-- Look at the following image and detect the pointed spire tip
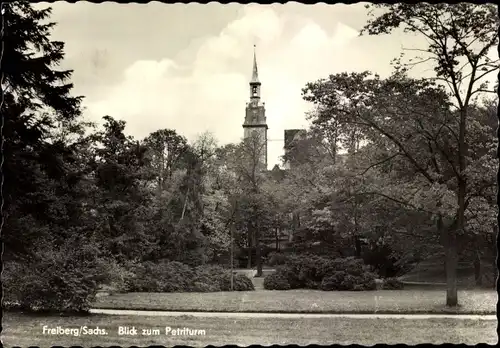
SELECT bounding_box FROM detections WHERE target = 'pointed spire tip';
[251,44,259,83]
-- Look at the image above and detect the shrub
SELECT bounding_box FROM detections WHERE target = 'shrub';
[382,277,404,290]
[305,279,322,289]
[124,261,150,291]
[283,254,327,284]
[277,254,327,288]
[3,261,24,309]
[340,257,367,276]
[124,262,255,293]
[192,281,221,292]
[220,273,255,291]
[156,261,196,292]
[353,272,377,291]
[124,261,160,292]
[275,265,302,289]
[267,252,288,266]
[320,271,346,291]
[3,239,102,313]
[321,271,377,291]
[280,254,373,287]
[96,257,135,293]
[193,265,227,291]
[263,272,291,290]
[235,274,255,291]
[124,260,195,292]
[340,274,358,290]
[268,254,379,292]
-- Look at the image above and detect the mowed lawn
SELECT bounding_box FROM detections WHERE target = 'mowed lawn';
[2,312,497,347]
[400,260,496,287]
[93,289,497,314]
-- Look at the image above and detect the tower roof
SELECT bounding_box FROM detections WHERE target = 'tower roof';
[284,129,307,149]
[250,45,260,84]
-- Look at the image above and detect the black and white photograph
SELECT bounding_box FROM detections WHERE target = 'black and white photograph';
[1,1,498,346]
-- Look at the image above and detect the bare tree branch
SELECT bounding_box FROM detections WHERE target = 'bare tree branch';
[356,191,436,215]
[356,152,401,176]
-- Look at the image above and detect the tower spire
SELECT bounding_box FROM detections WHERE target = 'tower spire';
[244,44,268,170]
[251,44,259,83]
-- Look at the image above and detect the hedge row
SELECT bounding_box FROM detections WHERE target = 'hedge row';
[3,257,254,314]
[122,261,254,293]
[264,254,379,291]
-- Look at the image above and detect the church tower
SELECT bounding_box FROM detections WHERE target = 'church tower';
[243,45,268,169]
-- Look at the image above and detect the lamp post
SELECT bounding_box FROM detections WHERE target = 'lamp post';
[229,196,239,291]
[230,219,234,291]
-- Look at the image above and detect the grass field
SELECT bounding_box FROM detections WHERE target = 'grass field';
[2,312,497,346]
[93,289,497,314]
[400,260,496,288]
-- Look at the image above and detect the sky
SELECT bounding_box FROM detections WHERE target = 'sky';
[37,2,485,169]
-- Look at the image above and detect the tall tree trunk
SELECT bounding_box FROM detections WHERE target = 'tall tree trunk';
[447,108,467,306]
[230,220,235,291]
[442,215,458,307]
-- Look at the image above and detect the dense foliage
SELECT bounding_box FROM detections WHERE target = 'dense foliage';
[123,262,254,293]
[263,272,292,290]
[264,255,378,291]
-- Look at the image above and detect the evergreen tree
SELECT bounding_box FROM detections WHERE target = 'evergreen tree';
[2,2,102,312]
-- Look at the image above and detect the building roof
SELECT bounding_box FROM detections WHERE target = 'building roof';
[250,45,260,84]
[284,129,307,149]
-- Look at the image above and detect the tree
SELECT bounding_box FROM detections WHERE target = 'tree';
[2,2,83,120]
[191,133,234,263]
[2,1,87,259]
[143,129,189,194]
[361,2,498,306]
[89,116,154,262]
[304,69,497,303]
[2,2,107,312]
[222,132,270,275]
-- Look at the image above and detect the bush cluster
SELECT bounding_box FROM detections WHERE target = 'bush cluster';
[3,239,103,313]
[263,254,378,291]
[124,261,254,292]
[263,272,291,290]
